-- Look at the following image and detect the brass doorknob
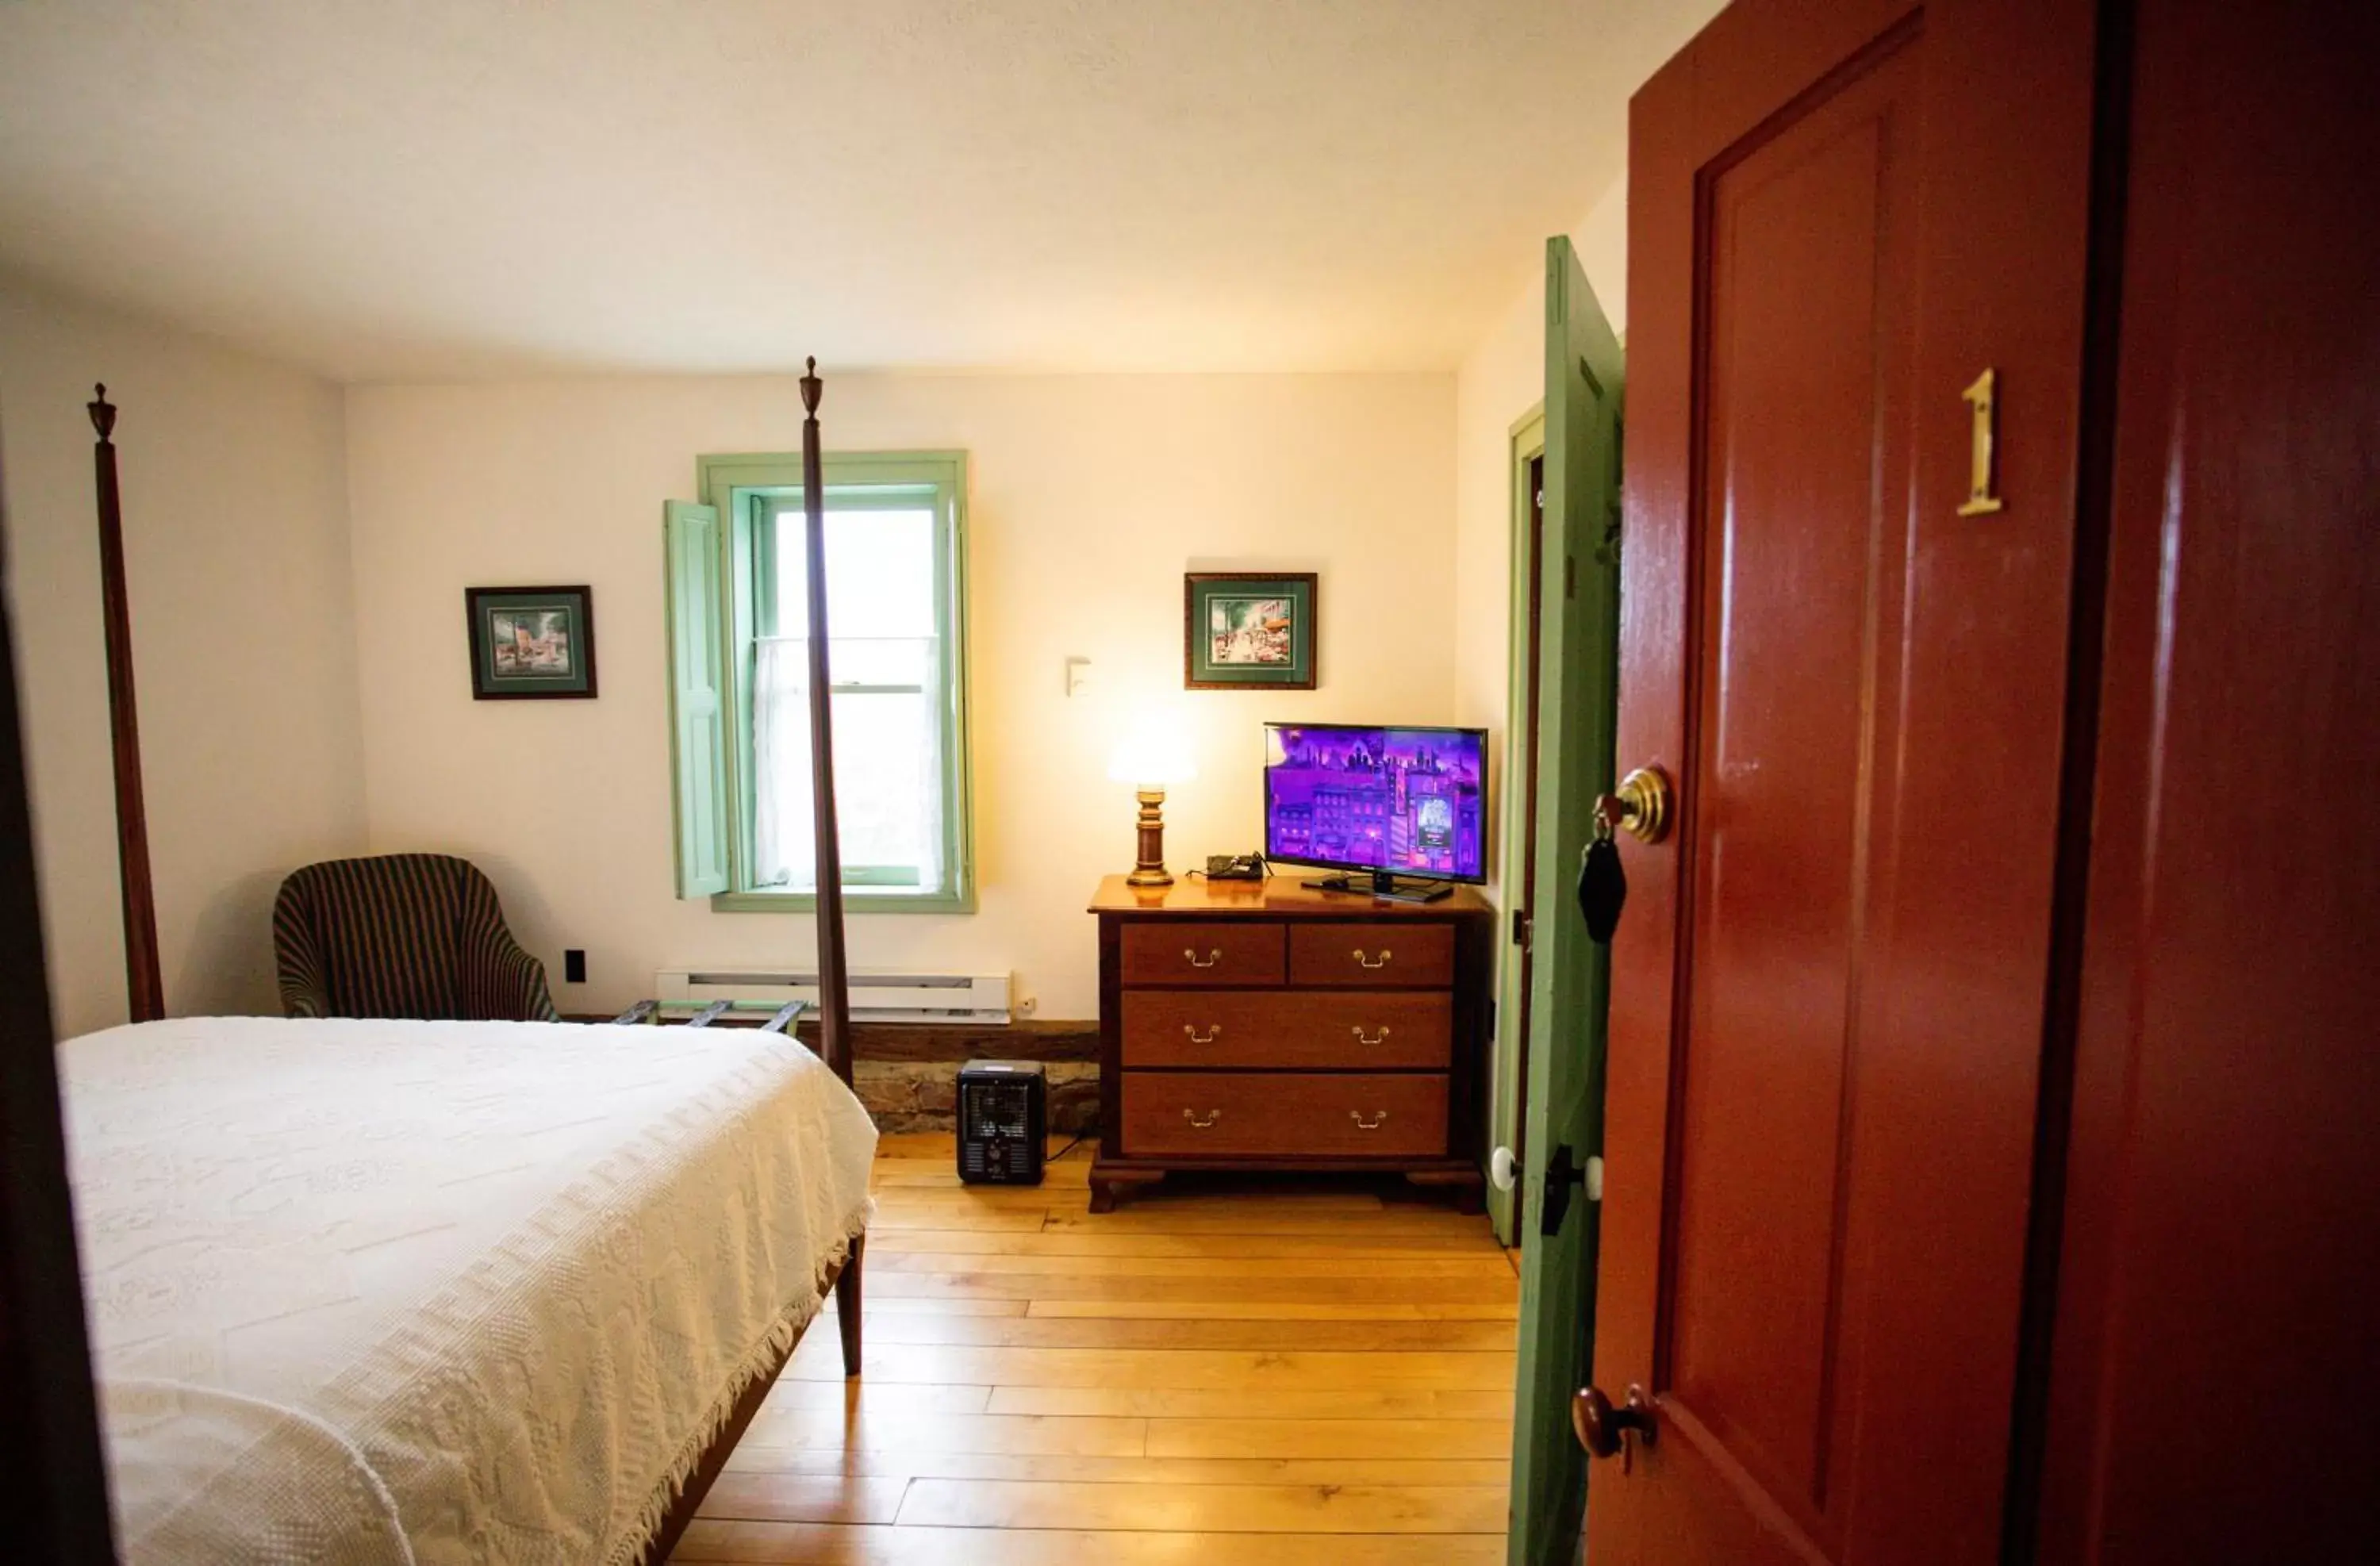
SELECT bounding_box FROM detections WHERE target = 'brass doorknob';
[1594,766,1672,844]
[1572,1384,1658,1459]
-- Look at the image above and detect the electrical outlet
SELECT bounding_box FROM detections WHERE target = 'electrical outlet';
[563,949,586,985]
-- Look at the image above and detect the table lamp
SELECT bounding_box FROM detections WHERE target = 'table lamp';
[1107,726,1196,887]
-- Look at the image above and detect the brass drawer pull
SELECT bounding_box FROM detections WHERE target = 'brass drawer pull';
[1184,1108,1223,1129]
[1352,1026,1392,1046]
[1184,1024,1222,1044]
[1350,1110,1390,1130]
[1352,949,1393,969]
[1184,949,1223,969]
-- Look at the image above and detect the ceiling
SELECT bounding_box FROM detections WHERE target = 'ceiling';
[0,1,1720,382]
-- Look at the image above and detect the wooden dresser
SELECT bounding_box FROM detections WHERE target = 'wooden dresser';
[1087,875,1492,1212]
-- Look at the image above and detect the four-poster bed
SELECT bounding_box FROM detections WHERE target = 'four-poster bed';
[60,365,869,1564]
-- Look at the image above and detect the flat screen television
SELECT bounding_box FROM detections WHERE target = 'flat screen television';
[1263,724,1489,900]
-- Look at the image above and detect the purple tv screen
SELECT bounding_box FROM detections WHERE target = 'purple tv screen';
[1264,724,1488,882]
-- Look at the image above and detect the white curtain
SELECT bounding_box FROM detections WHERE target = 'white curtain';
[752,638,816,892]
[754,635,946,894]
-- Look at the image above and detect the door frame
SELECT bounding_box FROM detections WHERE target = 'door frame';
[1487,403,1545,1245]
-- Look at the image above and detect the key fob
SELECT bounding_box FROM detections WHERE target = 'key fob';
[1577,834,1627,944]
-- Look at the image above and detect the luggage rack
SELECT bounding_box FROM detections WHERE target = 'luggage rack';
[609,997,807,1033]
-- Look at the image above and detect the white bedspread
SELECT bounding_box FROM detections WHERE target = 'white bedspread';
[59,1016,877,1565]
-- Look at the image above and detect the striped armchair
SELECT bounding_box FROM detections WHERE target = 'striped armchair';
[272,854,559,1023]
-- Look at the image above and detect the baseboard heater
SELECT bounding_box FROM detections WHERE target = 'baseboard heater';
[654,968,1012,1025]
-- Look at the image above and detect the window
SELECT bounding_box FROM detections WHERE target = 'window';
[666,451,973,912]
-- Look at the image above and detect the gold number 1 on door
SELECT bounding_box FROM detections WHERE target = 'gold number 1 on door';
[1959,367,2005,516]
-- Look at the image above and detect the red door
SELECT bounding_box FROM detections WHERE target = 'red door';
[2032,2,2380,1558]
[1587,0,2101,1560]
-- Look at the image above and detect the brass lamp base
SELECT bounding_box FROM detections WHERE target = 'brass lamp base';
[1125,787,1173,887]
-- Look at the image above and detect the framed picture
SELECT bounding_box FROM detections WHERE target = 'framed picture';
[465,585,597,700]
[1184,573,1318,690]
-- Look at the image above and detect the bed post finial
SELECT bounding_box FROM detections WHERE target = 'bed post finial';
[88,384,116,443]
[800,356,821,416]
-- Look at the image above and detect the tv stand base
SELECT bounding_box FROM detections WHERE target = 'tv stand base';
[1299,871,1455,904]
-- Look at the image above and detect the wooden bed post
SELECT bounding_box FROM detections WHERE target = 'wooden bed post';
[86,387,163,1023]
[798,359,864,1378]
[797,359,850,1088]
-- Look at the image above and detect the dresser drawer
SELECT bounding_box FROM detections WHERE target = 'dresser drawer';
[1288,923,1455,987]
[1123,1071,1448,1159]
[1121,991,1453,1070]
[1121,922,1284,987]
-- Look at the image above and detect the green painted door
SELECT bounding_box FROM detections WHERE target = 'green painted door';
[1507,236,1624,1566]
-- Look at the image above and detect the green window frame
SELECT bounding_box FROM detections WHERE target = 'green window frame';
[666,451,975,914]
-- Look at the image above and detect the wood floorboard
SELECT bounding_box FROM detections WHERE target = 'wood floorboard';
[698,1475,913,1526]
[735,1410,1150,1457]
[1146,1415,1517,1460]
[981,1385,1514,1418]
[856,1297,1031,1318]
[892,1477,1508,1533]
[854,1272,1520,1304]
[670,1522,1506,1564]
[870,1226,1499,1257]
[1023,1297,1518,1322]
[671,1133,1515,1564]
[783,1344,1518,1389]
[845,1314,1518,1352]
[865,1210,1050,1234]
[717,1452,1511,1487]
[1037,1208,1487,1236]
[759,1382,994,1416]
[870,1188,1388,1215]
[868,1250,1513,1280]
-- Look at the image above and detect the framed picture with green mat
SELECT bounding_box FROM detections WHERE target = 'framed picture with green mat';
[1183,573,1317,690]
[465,585,596,699]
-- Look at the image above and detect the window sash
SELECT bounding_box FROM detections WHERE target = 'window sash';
[755,501,950,888]
[692,451,970,910]
[750,647,939,886]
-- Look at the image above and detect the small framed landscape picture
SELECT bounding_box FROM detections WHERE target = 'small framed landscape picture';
[466,585,597,700]
[1184,573,1318,690]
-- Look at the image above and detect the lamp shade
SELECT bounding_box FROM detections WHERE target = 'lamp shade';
[1106,724,1197,788]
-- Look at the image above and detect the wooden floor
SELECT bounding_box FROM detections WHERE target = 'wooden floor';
[669,1133,1519,1564]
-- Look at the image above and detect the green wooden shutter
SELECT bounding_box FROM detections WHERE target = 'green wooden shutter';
[665,500,731,896]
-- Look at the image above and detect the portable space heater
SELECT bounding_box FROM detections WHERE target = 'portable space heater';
[956,1060,1046,1185]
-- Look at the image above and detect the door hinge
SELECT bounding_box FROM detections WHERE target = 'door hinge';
[1511,908,1533,950]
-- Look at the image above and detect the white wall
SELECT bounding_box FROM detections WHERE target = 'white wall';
[1452,175,1630,896]
[344,372,1456,1020]
[0,276,367,1036]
